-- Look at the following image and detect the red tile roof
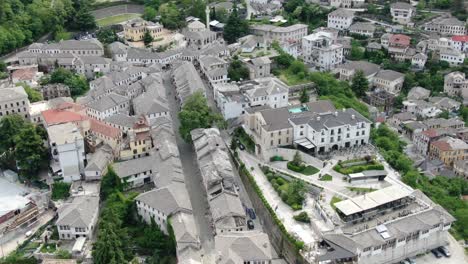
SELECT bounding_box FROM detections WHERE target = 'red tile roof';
[389,34,411,46]
[90,118,121,139]
[42,109,87,126]
[12,68,37,81]
[431,140,451,151]
[422,129,438,138]
[452,35,468,42]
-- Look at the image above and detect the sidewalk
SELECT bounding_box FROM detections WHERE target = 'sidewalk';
[238,151,318,246]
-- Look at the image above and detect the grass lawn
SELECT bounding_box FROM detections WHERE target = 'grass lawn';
[279,72,310,86]
[319,174,333,181]
[347,187,377,193]
[330,196,342,210]
[302,165,320,175]
[97,13,141,26]
[40,243,57,253]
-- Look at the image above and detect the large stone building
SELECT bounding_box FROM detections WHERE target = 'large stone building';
[424,16,467,36]
[214,77,289,119]
[444,71,468,98]
[56,196,99,240]
[123,18,164,42]
[243,100,371,156]
[390,2,415,25]
[302,30,344,71]
[250,24,308,44]
[327,8,354,30]
[429,136,468,167]
[319,186,455,264]
[0,86,30,119]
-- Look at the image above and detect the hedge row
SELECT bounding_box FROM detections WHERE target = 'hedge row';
[287,161,305,172]
[333,162,384,175]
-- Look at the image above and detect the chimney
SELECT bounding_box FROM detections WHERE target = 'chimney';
[351,114,355,120]
[342,108,346,112]
[317,116,321,121]
[334,111,338,116]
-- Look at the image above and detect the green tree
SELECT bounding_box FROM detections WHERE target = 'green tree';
[299,88,309,103]
[349,40,364,60]
[190,0,207,24]
[47,68,89,97]
[143,6,157,21]
[97,28,118,45]
[287,180,306,206]
[351,70,369,98]
[101,166,123,200]
[18,83,43,102]
[74,6,96,31]
[143,31,154,47]
[292,151,303,166]
[0,114,27,152]
[92,221,126,264]
[228,57,249,81]
[178,91,223,142]
[159,3,184,29]
[14,125,47,180]
[223,6,249,43]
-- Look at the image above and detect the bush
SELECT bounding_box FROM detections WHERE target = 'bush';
[293,212,310,223]
[56,249,72,259]
[51,182,71,201]
[291,204,303,211]
[270,155,285,162]
[287,161,305,172]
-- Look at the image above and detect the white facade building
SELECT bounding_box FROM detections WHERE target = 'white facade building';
[439,48,466,66]
[390,2,414,25]
[56,196,99,240]
[444,71,468,98]
[0,86,30,119]
[48,123,86,183]
[302,31,344,71]
[327,9,354,30]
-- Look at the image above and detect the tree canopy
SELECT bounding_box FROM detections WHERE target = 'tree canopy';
[223,6,249,43]
[0,115,47,180]
[178,91,224,142]
[228,56,249,81]
[351,70,369,98]
[42,67,89,97]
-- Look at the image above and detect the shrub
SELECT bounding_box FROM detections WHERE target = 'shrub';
[287,161,305,172]
[270,155,285,162]
[291,204,302,211]
[51,182,71,201]
[293,212,311,223]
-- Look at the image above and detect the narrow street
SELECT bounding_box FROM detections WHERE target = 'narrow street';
[162,71,215,259]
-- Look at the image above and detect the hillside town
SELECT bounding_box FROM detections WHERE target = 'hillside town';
[0,0,467,264]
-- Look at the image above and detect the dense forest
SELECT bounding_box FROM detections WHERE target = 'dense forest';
[0,0,96,56]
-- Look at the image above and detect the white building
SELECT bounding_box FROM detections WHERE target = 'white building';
[327,9,354,30]
[302,30,344,71]
[444,71,468,98]
[439,47,466,66]
[243,100,371,155]
[112,155,154,189]
[214,77,289,119]
[319,187,455,264]
[372,70,405,95]
[390,2,415,25]
[27,40,104,57]
[411,53,428,69]
[198,55,229,86]
[450,35,468,53]
[349,22,376,37]
[0,86,30,119]
[48,123,85,182]
[424,16,467,36]
[250,24,308,44]
[56,196,99,240]
[86,93,130,120]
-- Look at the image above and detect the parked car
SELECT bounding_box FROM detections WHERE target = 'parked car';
[438,246,451,257]
[247,220,254,230]
[25,231,33,237]
[400,260,409,264]
[431,249,442,258]
[239,143,245,150]
[247,208,256,219]
[407,258,416,264]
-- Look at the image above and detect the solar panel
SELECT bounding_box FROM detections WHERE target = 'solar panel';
[376,224,388,233]
[380,231,391,239]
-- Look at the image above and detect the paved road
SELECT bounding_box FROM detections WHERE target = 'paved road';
[0,210,55,258]
[162,72,215,258]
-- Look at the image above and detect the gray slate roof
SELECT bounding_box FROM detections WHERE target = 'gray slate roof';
[56,196,99,228]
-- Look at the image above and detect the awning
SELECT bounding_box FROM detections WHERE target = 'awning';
[294,138,315,149]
